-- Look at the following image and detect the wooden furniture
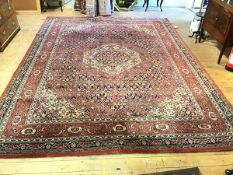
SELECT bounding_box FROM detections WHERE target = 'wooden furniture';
[0,0,20,51]
[200,0,233,64]
[12,0,41,14]
[143,0,164,12]
[13,0,38,11]
[41,0,63,12]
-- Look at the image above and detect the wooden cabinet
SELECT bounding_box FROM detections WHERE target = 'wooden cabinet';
[12,0,41,12]
[0,0,20,51]
[201,0,233,64]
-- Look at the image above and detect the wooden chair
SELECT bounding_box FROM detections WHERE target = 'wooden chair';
[42,0,63,12]
[143,0,164,12]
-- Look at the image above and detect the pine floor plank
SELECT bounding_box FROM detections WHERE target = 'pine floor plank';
[0,154,232,174]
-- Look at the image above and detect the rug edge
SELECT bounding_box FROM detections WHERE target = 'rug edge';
[1,146,233,159]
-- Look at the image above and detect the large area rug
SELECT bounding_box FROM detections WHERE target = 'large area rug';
[0,17,233,158]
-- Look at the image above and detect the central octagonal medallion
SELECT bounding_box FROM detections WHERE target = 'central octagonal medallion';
[83,43,141,75]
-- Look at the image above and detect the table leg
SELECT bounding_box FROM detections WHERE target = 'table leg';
[218,44,227,64]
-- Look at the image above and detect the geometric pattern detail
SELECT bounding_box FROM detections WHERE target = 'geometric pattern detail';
[83,43,141,75]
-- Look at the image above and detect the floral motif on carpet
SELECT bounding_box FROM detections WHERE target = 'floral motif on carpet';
[0,17,233,157]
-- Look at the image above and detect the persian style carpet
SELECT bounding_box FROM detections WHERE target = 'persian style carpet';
[0,17,233,158]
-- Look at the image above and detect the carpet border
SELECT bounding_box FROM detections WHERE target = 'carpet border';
[0,146,233,159]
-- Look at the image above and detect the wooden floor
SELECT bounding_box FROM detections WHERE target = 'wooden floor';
[0,5,233,175]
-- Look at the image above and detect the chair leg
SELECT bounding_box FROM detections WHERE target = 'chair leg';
[157,0,159,7]
[59,0,63,12]
[145,0,149,11]
[143,0,146,7]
